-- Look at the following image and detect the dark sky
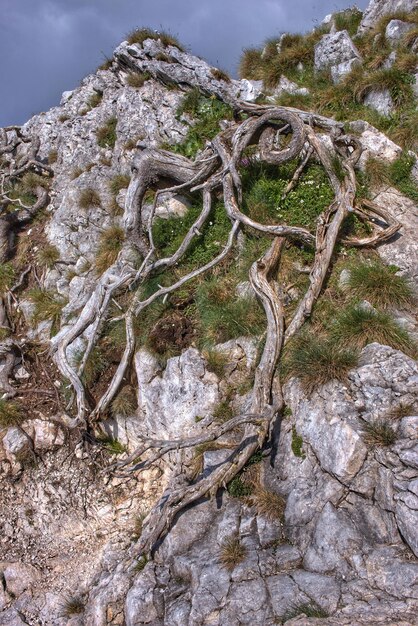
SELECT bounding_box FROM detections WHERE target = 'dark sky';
[0,0,369,127]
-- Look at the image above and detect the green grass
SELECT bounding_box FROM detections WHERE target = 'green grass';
[95,225,125,274]
[362,419,397,447]
[283,602,328,622]
[28,288,67,332]
[96,117,117,149]
[334,7,363,36]
[291,426,304,458]
[285,332,358,393]
[0,263,15,294]
[171,91,233,158]
[212,400,234,423]
[0,400,24,428]
[36,244,60,269]
[97,436,128,454]
[346,259,413,309]
[196,279,265,346]
[331,304,414,353]
[203,349,229,378]
[109,174,131,196]
[241,160,334,231]
[227,475,253,498]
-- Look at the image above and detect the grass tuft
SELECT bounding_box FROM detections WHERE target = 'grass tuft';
[210,67,231,83]
[111,385,137,417]
[203,349,229,378]
[28,288,67,331]
[60,596,85,617]
[331,304,414,353]
[109,174,131,196]
[0,400,24,428]
[362,419,397,447]
[285,333,358,393]
[219,536,247,571]
[79,187,101,209]
[291,426,305,458]
[283,602,329,622]
[96,117,117,149]
[0,263,15,294]
[126,71,151,88]
[250,487,285,521]
[97,435,128,454]
[37,244,60,269]
[346,259,414,309]
[95,225,125,274]
[127,28,184,50]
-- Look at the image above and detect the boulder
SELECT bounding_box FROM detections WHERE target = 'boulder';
[3,562,40,597]
[385,19,416,45]
[314,31,362,84]
[363,89,394,117]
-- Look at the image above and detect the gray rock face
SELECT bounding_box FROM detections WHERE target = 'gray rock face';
[314,31,362,83]
[386,19,416,44]
[359,0,418,33]
[364,88,394,116]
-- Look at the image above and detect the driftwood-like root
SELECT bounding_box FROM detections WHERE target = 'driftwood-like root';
[1,102,399,554]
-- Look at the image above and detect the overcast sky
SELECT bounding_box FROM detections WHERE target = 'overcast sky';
[0,0,368,127]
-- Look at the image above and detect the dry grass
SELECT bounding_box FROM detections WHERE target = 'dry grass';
[250,487,285,521]
[219,536,247,571]
[362,419,397,447]
[386,402,416,420]
[79,187,101,209]
[94,225,125,274]
[127,28,184,51]
[111,385,137,417]
[37,244,60,269]
[126,72,150,88]
[210,68,231,83]
[60,596,85,617]
[0,400,24,428]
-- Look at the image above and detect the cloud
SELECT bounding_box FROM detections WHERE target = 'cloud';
[0,0,369,126]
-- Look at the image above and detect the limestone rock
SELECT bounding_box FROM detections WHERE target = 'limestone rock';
[314,31,362,84]
[363,88,394,117]
[359,0,418,33]
[3,562,40,597]
[385,19,416,45]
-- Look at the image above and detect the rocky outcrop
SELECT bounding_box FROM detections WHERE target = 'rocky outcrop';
[314,31,362,84]
[359,0,418,33]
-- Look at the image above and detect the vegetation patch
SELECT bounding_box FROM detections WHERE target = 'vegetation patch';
[362,419,397,447]
[95,225,125,274]
[283,602,329,622]
[126,71,151,88]
[219,536,247,571]
[285,332,358,393]
[346,259,413,309]
[79,187,101,209]
[111,385,137,417]
[29,288,67,332]
[331,303,414,354]
[0,400,24,428]
[36,244,60,269]
[291,426,305,458]
[96,117,117,149]
[127,28,184,51]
